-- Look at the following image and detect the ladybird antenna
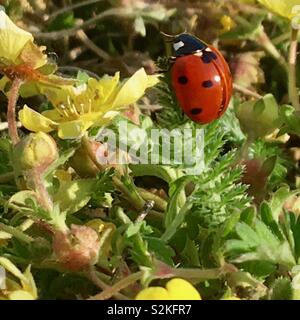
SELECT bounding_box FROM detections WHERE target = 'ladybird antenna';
[160,31,175,43]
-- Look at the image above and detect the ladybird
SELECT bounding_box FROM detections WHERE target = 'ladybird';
[170,33,232,124]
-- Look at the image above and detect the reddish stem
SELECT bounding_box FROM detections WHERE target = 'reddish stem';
[7,78,23,145]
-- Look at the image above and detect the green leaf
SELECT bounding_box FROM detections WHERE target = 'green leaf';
[239,260,277,279]
[279,104,300,137]
[48,12,75,31]
[53,179,95,215]
[235,94,281,139]
[260,201,284,240]
[240,206,256,225]
[270,278,293,300]
[236,222,260,246]
[164,176,190,228]
[269,185,299,222]
[144,236,175,266]
[125,221,152,238]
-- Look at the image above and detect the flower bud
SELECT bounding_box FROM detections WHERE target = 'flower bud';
[52,224,100,271]
[13,132,58,171]
[68,141,101,177]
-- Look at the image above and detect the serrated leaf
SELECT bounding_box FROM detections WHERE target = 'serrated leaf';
[269,185,299,222]
[236,222,260,245]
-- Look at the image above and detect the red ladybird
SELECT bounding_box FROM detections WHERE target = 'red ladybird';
[170,33,232,124]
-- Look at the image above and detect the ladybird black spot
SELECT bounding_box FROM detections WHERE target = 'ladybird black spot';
[178,76,188,84]
[201,52,218,64]
[190,108,203,115]
[202,80,213,88]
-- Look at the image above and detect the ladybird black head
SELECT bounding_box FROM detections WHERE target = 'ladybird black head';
[173,33,207,57]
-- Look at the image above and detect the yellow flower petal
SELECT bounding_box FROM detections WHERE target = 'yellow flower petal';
[19,41,47,69]
[166,278,201,300]
[57,120,89,139]
[54,169,72,182]
[112,68,158,108]
[146,74,160,88]
[19,105,57,133]
[135,287,170,300]
[20,265,37,299]
[8,290,35,300]
[0,257,27,283]
[0,11,33,64]
[258,0,300,20]
[0,76,10,94]
[86,219,116,256]
[89,72,120,107]
[42,109,65,122]
[135,278,201,300]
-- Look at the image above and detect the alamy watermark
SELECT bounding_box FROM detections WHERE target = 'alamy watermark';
[0,266,6,290]
[93,121,205,175]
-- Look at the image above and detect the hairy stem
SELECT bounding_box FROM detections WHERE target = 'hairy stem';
[35,8,133,40]
[46,0,105,22]
[233,83,263,99]
[7,78,22,145]
[288,27,300,111]
[30,169,53,213]
[257,29,287,70]
[88,271,143,300]
[86,267,129,300]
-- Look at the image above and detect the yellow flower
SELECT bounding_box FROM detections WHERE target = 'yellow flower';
[258,0,300,20]
[19,68,159,139]
[0,257,37,300]
[135,278,201,300]
[0,11,46,68]
[86,219,116,257]
[220,15,236,34]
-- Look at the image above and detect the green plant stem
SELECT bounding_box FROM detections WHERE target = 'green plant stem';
[0,222,33,243]
[257,29,287,71]
[239,136,253,161]
[233,83,263,99]
[34,8,133,40]
[288,27,300,111]
[0,172,14,183]
[171,267,223,281]
[112,175,145,211]
[137,187,168,212]
[88,271,143,300]
[46,0,105,22]
[7,78,22,145]
[30,169,53,213]
[86,267,129,300]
